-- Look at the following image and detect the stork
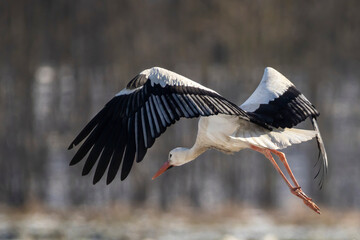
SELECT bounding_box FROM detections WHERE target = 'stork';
[69,67,328,214]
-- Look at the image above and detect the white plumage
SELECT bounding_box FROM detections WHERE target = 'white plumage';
[69,66,327,214]
[241,67,294,111]
[140,67,218,93]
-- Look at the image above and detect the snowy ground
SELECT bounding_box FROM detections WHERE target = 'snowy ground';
[0,205,359,240]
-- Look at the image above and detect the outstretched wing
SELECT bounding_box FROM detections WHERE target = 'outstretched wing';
[241,67,328,188]
[241,67,319,128]
[69,67,259,184]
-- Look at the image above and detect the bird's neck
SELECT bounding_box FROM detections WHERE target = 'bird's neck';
[182,145,207,164]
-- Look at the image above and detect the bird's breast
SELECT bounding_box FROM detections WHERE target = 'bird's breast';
[198,115,248,153]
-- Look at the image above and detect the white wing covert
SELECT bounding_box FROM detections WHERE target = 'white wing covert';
[242,67,319,128]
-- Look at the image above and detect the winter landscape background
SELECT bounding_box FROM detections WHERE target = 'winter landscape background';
[0,1,359,239]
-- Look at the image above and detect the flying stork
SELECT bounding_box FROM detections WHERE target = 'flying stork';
[69,67,328,214]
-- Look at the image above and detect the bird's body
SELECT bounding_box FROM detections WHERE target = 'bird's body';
[167,113,317,168]
[69,66,328,214]
[199,115,245,154]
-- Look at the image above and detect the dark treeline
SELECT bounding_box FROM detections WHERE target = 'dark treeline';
[0,0,359,210]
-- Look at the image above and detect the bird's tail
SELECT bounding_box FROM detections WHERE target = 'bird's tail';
[311,117,328,189]
[231,123,317,150]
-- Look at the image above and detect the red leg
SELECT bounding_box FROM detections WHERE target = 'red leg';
[250,145,294,189]
[251,145,321,214]
[270,149,300,188]
[270,149,320,213]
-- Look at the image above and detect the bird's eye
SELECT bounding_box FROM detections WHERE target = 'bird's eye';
[169,154,172,158]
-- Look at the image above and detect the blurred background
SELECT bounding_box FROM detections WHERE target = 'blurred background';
[1,0,360,239]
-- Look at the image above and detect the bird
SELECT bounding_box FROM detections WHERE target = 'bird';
[68,66,328,214]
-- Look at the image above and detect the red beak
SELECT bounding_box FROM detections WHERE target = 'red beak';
[152,161,172,180]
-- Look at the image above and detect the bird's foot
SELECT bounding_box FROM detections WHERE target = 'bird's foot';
[291,187,321,214]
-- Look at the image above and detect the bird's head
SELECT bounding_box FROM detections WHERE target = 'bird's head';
[152,147,189,180]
